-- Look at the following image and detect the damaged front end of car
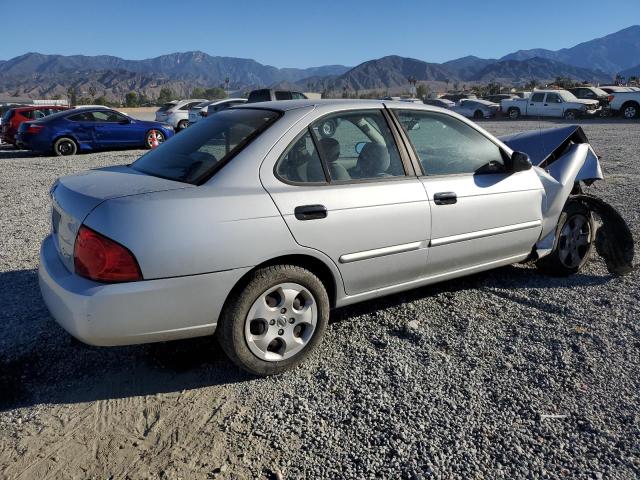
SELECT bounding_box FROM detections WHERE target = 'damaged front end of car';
[501,125,634,275]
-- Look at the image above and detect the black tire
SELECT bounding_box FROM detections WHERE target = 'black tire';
[564,110,578,120]
[53,137,78,156]
[176,120,189,131]
[217,264,330,376]
[621,101,639,119]
[536,200,595,277]
[508,108,520,120]
[473,110,484,119]
[318,119,337,138]
[145,129,165,149]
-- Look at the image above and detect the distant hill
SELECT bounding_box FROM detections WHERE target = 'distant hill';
[620,63,640,78]
[2,25,637,102]
[501,25,640,74]
[442,56,498,81]
[473,57,610,84]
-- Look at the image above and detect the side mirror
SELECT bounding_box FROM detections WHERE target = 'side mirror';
[510,151,532,172]
[355,142,367,155]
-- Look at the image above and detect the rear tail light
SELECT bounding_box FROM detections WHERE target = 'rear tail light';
[200,111,207,117]
[608,95,614,103]
[26,124,44,134]
[74,225,142,283]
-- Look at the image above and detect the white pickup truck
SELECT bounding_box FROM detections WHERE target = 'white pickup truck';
[501,90,601,120]
[608,91,640,119]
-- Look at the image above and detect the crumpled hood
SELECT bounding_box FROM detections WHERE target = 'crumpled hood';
[499,125,590,166]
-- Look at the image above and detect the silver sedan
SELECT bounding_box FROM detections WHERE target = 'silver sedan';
[39,99,631,375]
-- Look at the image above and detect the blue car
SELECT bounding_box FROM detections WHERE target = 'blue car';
[16,107,175,156]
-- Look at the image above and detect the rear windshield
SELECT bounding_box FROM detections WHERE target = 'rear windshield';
[2,109,14,123]
[158,102,177,112]
[132,108,281,185]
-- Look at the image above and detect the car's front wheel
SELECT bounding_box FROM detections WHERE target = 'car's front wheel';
[473,110,484,119]
[564,110,578,120]
[53,137,78,156]
[145,130,165,149]
[536,200,594,276]
[177,120,189,131]
[217,265,329,375]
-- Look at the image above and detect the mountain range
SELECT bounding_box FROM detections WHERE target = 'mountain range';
[1,25,638,101]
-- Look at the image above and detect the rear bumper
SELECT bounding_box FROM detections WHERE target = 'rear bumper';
[38,235,250,346]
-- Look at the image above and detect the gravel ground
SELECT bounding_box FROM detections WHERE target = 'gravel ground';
[0,119,638,479]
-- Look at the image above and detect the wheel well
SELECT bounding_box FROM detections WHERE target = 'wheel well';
[621,100,639,108]
[228,254,338,309]
[508,107,519,113]
[52,135,79,150]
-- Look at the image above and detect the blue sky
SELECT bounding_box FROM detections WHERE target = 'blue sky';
[1,0,638,67]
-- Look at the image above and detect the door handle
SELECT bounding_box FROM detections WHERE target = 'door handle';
[294,205,327,220]
[433,192,457,205]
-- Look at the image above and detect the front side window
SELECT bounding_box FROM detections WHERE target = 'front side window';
[275,91,293,100]
[91,110,127,122]
[546,93,561,103]
[395,110,505,176]
[132,108,280,184]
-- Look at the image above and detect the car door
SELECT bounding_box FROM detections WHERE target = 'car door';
[92,110,137,147]
[66,111,97,146]
[261,108,431,295]
[392,108,543,277]
[527,92,546,116]
[544,93,564,117]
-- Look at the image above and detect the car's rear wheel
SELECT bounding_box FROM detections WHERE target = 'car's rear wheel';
[536,200,594,276]
[564,110,578,120]
[473,110,484,119]
[508,108,520,119]
[53,137,78,156]
[217,265,329,376]
[145,130,165,149]
[622,101,639,119]
[177,120,189,131]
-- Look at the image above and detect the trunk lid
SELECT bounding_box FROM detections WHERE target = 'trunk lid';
[51,165,192,271]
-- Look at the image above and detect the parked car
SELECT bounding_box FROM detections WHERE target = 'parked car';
[0,104,23,144]
[37,99,630,376]
[482,94,517,104]
[452,99,499,119]
[16,107,174,156]
[502,90,601,119]
[423,98,455,109]
[1,105,69,146]
[188,98,247,125]
[440,93,477,102]
[246,89,308,103]
[568,86,612,112]
[155,99,206,131]
[607,90,640,118]
[599,85,635,94]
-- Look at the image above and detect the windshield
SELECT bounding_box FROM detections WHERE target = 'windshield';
[132,108,281,185]
[559,91,579,101]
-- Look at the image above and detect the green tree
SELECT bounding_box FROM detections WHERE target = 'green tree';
[204,87,227,100]
[416,83,429,99]
[125,92,139,107]
[157,88,175,105]
[191,87,206,98]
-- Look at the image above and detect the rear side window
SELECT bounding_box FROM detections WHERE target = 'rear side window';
[158,103,176,112]
[68,112,94,121]
[132,108,280,184]
[531,93,545,102]
[247,90,271,103]
[20,110,35,120]
[276,130,326,183]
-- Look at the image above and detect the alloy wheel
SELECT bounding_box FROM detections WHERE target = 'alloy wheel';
[244,282,317,361]
[624,106,637,119]
[557,214,592,269]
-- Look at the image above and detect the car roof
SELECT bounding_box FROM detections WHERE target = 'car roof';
[235,99,399,112]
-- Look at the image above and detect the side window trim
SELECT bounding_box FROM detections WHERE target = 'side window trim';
[273,127,329,186]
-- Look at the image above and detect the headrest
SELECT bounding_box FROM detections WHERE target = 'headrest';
[358,143,390,175]
[318,137,340,163]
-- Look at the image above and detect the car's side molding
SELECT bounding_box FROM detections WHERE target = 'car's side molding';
[430,220,542,247]
[339,241,424,264]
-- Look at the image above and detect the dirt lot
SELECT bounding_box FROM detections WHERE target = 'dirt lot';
[0,118,638,479]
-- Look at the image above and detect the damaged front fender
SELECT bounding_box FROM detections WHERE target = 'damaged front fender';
[501,125,634,275]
